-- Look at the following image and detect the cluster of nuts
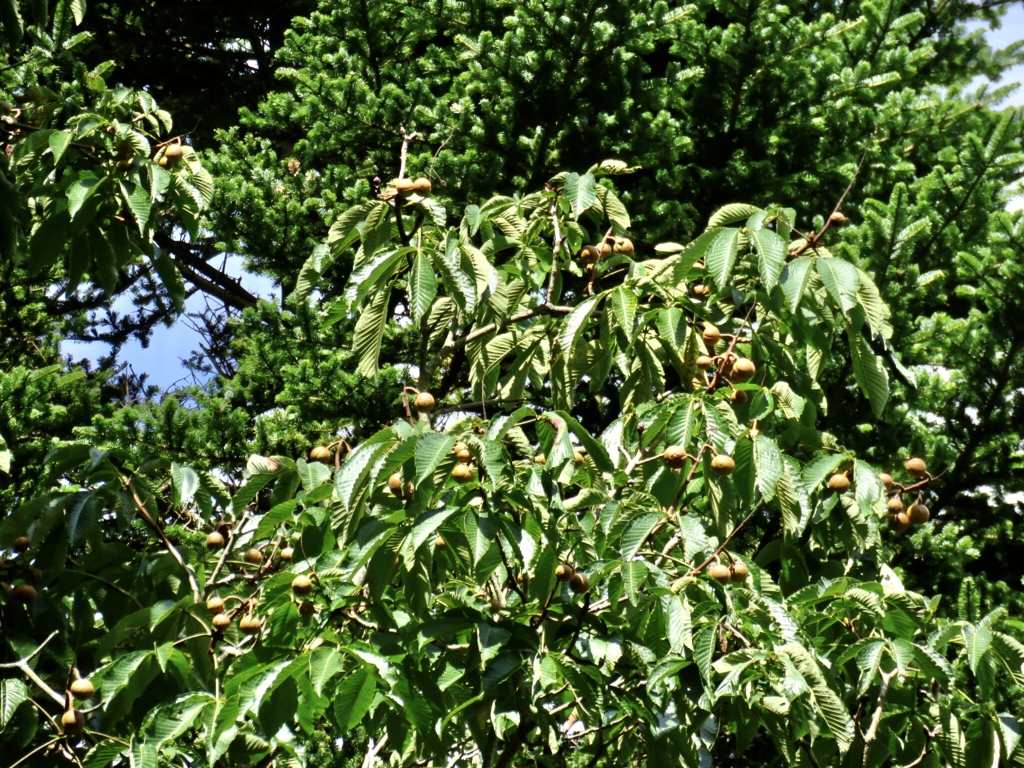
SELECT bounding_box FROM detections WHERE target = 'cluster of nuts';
[556,562,590,593]
[825,458,934,533]
[662,445,735,477]
[706,557,750,585]
[1,535,41,605]
[696,323,758,404]
[577,236,634,266]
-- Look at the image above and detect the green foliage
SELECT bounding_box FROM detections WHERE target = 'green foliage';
[2,0,1024,765]
[3,185,1023,765]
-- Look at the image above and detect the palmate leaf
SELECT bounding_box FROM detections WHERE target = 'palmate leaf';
[354,287,391,379]
[751,228,786,291]
[558,293,603,359]
[345,248,408,307]
[706,227,740,287]
[847,326,889,417]
[565,172,597,219]
[779,643,854,753]
[708,203,762,228]
[595,183,631,231]
[816,257,860,315]
[1,678,28,730]
[333,667,377,731]
[962,624,993,674]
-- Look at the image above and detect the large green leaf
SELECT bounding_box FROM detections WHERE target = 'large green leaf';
[847,327,889,418]
[751,228,786,291]
[779,643,854,752]
[706,227,740,287]
[354,287,391,379]
[816,257,860,315]
[0,679,28,730]
[565,172,597,220]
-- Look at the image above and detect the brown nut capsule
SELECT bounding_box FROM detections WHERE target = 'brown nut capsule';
[696,355,714,370]
[163,143,183,163]
[69,678,94,701]
[730,389,748,405]
[13,584,36,604]
[574,450,585,467]
[452,463,475,483]
[889,511,911,533]
[828,474,851,492]
[456,448,473,463]
[206,596,226,615]
[887,496,905,513]
[413,391,435,413]
[62,709,85,735]
[299,601,316,617]
[239,615,262,635]
[905,457,928,479]
[613,238,634,255]
[555,563,575,582]
[708,563,732,584]
[412,176,432,195]
[310,445,332,462]
[279,546,294,561]
[691,282,711,297]
[13,536,30,553]
[879,473,894,489]
[388,472,407,496]
[395,178,416,197]
[701,323,722,344]
[534,453,546,465]
[243,548,264,566]
[829,211,845,225]
[663,444,688,469]
[710,454,735,477]
[434,535,447,550]
[578,245,602,265]
[569,572,590,593]
[730,358,756,384]
[730,561,750,582]
[206,531,226,550]
[291,575,313,596]
[212,613,232,630]
[908,503,930,525]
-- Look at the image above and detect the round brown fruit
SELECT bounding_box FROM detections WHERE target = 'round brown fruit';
[829,211,845,225]
[889,512,911,533]
[730,358,756,383]
[730,561,750,582]
[279,546,294,561]
[243,548,264,566]
[456,448,473,463]
[239,615,262,635]
[663,445,688,469]
[434,535,447,550]
[555,563,575,582]
[395,178,416,197]
[887,496,905,513]
[291,575,313,596]
[452,463,475,483]
[163,143,183,163]
[828,473,851,492]
[710,454,735,477]
[388,472,406,496]
[413,391,435,413]
[691,282,711,297]
[70,678,94,701]
[613,238,634,255]
[299,601,316,617]
[13,584,36,604]
[534,453,546,465]
[696,355,714,370]
[206,596,226,615]
[206,531,226,550]
[908,503,930,525]
[62,709,85,735]
[905,457,928,479]
[569,572,590,593]
[578,245,602,265]
[454,441,468,454]
[730,389,748,405]
[157,156,170,168]
[600,240,613,257]
[574,450,585,467]
[13,536,29,552]
[879,473,894,489]
[412,177,432,195]
[702,323,721,344]
[708,563,732,585]
[212,613,232,629]
[309,445,332,461]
